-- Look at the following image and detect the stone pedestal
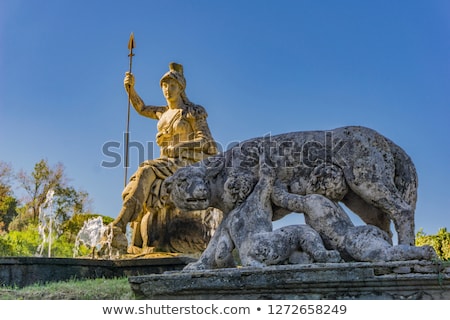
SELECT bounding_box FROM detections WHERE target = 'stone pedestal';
[129,260,450,300]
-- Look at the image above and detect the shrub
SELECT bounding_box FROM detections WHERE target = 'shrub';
[416,228,450,261]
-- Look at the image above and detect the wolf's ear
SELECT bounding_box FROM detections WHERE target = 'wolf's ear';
[203,155,225,179]
[161,176,175,204]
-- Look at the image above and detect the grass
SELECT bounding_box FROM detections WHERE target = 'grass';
[0,277,135,300]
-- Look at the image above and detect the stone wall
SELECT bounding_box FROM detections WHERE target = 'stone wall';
[0,256,194,288]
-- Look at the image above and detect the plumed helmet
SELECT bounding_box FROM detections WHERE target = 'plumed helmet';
[160,62,186,90]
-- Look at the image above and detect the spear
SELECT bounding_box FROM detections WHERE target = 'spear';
[124,32,135,187]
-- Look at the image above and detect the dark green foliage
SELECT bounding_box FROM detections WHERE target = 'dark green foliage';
[0,196,18,233]
[0,237,13,256]
[0,161,18,233]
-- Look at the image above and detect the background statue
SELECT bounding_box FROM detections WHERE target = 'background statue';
[112,62,220,254]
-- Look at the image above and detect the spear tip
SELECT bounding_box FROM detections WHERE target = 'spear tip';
[128,32,135,50]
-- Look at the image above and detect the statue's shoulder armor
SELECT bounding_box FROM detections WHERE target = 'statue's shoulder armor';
[185,104,208,120]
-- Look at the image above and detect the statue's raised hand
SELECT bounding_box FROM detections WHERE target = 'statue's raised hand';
[124,72,135,91]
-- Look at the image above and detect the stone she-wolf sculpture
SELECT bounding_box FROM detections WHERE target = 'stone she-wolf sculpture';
[164,125,427,267]
[183,157,343,270]
[111,62,221,254]
[180,153,435,270]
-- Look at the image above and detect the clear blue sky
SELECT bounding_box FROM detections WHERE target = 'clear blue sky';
[1,0,449,237]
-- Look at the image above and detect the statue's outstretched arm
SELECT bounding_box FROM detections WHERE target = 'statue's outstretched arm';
[124,72,167,119]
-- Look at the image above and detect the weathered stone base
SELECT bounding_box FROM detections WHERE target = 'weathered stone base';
[129,260,450,300]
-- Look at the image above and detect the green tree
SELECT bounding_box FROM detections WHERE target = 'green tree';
[0,221,72,257]
[0,196,18,233]
[416,228,450,261]
[53,185,90,222]
[0,159,113,258]
[16,159,66,222]
[0,161,18,232]
[0,235,13,255]
[8,206,34,232]
[0,161,13,196]
[12,159,91,232]
[0,223,42,256]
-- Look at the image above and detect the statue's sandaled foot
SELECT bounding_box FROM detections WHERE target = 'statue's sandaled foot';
[127,245,143,255]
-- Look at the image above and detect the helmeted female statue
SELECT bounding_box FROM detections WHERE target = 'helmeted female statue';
[112,62,219,254]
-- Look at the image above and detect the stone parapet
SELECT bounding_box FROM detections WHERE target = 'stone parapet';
[129,260,450,300]
[0,256,194,288]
